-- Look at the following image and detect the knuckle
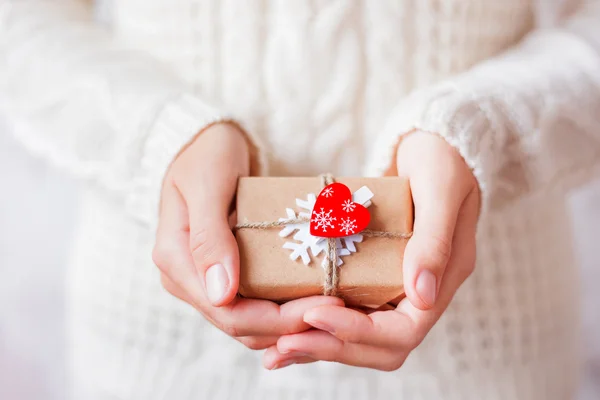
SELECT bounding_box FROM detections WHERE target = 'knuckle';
[396,320,422,351]
[219,319,240,337]
[223,324,240,338]
[241,337,267,351]
[152,243,175,272]
[404,333,423,351]
[341,313,366,343]
[379,357,405,372]
[190,226,220,261]
[424,234,452,268]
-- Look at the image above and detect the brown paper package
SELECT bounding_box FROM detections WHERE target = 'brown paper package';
[235,177,413,308]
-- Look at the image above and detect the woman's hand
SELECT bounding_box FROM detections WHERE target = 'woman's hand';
[263,131,480,370]
[152,122,343,351]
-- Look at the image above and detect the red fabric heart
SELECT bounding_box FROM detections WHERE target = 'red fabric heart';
[309,182,371,238]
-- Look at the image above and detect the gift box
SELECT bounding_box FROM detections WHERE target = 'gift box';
[235,177,413,308]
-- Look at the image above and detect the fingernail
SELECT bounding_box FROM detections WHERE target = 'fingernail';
[205,264,229,305]
[271,359,296,370]
[305,319,335,334]
[279,350,309,357]
[416,269,437,306]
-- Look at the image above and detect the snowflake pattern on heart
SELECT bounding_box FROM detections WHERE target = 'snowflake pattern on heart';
[309,183,370,238]
[312,208,336,232]
[339,217,358,236]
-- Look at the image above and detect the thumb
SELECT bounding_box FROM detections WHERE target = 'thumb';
[397,137,466,310]
[189,212,240,307]
[174,129,249,307]
[402,207,455,310]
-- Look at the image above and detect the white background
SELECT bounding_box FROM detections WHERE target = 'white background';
[0,121,598,399]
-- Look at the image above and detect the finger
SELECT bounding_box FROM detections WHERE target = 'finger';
[162,283,344,338]
[274,356,316,369]
[235,336,279,351]
[172,129,249,307]
[398,136,473,310]
[160,261,345,337]
[275,330,406,371]
[153,182,205,307]
[209,295,344,337]
[160,272,195,305]
[263,345,316,369]
[303,305,416,349]
[161,280,344,338]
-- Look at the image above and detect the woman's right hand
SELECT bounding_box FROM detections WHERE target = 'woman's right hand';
[152,122,343,352]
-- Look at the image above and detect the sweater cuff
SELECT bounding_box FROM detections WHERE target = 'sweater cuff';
[364,83,494,213]
[127,93,267,227]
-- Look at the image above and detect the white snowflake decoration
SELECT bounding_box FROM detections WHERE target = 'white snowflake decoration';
[339,217,357,235]
[278,186,373,269]
[311,208,336,233]
[341,199,355,213]
[322,187,334,198]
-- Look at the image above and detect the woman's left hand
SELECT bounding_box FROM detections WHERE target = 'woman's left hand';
[263,131,481,370]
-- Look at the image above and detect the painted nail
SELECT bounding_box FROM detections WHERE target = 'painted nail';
[205,264,229,305]
[271,359,296,370]
[305,319,335,334]
[416,269,437,306]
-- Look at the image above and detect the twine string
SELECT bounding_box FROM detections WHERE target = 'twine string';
[235,219,412,239]
[234,173,412,297]
[324,237,338,296]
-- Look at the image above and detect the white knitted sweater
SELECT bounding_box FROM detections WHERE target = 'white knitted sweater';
[2,1,600,399]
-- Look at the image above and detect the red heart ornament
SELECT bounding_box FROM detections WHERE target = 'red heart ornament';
[310,182,371,238]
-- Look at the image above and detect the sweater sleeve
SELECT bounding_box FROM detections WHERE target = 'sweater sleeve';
[365,0,600,212]
[0,0,266,227]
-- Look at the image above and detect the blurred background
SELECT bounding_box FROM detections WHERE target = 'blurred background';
[0,114,599,399]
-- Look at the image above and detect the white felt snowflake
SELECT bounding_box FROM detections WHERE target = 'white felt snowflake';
[311,208,336,233]
[322,187,334,198]
[341,199,355,213]
[278,195,322,265]
[339,217,357,235]
[280,218,322,265]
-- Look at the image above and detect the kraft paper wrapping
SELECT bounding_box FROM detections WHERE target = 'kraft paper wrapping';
[235,177,413,308]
